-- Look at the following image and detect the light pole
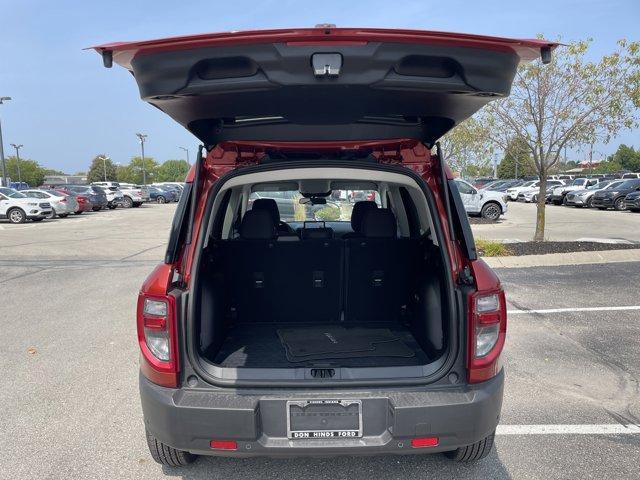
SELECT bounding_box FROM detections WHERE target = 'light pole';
[179,146,190,166]
[98,155,110,181]
[10,143,23,184]
[136,133,148,185]
[0,96,11,187]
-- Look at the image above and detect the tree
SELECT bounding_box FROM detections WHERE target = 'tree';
[157,159,190,182]
[87,155,118,183]
[116,156,159,184]
[594,159,624,173]
[4,156,45,186]
[497,137,537,178]
[439,116,494,179]
[608,144,640,171]
[484,38,640,241]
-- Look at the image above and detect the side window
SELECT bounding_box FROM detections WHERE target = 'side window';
[455,180,475,195]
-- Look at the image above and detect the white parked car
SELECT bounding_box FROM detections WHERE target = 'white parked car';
[21,189,79,218]
[117,183,151,208]
[454,179,508,221]
[0,187,53,224]
[91,182,124,209]
[515,180,566,202]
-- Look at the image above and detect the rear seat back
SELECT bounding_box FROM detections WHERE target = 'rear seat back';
[345,209,415,323]
[226,210,342,324]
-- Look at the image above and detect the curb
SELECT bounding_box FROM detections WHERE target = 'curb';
[483,248,640,269]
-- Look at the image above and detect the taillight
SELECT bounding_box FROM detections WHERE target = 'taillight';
[468,290,507,383]
[137,291,179,388]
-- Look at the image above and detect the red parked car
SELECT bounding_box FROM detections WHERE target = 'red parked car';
[55,190,93,214]
[95,27,555,467]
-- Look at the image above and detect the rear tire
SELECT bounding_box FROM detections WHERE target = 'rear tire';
[444,431,495,462]
[133,202,142,208]
[122,196,133,208]
[108,205,117,210]
[586,197,593,208]
[480,202,502,221]
[614,197,626,211]
[92,207,101,212]
[74,211,83,215]
[47,209,57,219]
[145,430,196,467]
[59,213,69,218]
[156,196,166,204]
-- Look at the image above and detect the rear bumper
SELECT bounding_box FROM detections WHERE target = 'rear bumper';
[140,370,504,457]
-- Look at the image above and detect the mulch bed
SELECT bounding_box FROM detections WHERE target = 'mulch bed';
[498,241,640,257]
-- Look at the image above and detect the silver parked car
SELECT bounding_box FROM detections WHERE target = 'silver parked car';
[564,180,625,208]
[21,189,79,218]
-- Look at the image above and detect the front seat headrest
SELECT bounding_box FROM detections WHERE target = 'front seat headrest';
[239,209,277,240]
[350,201,378,233]
[251,198,281,224]
[361,209,397,238]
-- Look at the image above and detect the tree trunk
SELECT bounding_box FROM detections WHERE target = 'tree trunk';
[534,175,547,242]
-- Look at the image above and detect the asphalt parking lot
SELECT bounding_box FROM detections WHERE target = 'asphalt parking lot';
[1,204,639,479]
[473,201,640,243]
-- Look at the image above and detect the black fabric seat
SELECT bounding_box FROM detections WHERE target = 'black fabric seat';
[345,209,415,323]
[225,209,342,324]
[342,201,377,239]
[251,198,296,235]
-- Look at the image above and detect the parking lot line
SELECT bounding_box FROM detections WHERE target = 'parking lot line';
[507,306,640,315]
[497,424,640,435]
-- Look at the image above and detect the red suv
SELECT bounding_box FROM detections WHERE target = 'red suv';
[95,28,554,466]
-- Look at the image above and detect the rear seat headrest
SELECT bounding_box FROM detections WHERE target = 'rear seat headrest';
[239,209,277,240]
[350,201,378,233]
[251,198,281,224]
[361,209,397,238]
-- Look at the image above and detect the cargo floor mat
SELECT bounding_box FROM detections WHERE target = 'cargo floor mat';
[277,326,415,362]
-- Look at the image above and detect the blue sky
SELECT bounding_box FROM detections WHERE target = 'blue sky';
[0,0,638,173]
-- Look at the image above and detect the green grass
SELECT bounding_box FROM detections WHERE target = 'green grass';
[475,239,512,257]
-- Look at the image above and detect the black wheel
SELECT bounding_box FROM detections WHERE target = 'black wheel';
[92,207,101,212]
[133,203,142,208]
[74,210,83,215]
[47,209,57,219]
[156,195,166,204]
[59,213,69,218]
[7,208,26,224]
[145,430,196,467]
[597,207,607,210]
[532,194,538,202]
[586,197,593,208]
[480,202,502,221]
[614,197,626,211]
[552,199,562,205]
[444,431,495,462]
[108,205,117,210]
[122,196,133,208]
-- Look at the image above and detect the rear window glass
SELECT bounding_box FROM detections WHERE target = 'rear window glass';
[248,189,379,222]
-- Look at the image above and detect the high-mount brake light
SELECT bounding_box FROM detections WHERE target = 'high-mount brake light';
[468,290,507,383]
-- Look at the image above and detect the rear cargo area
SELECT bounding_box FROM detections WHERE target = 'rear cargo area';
[195,206,448,373]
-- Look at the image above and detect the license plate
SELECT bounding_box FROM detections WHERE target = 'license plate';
[287,400,362,439]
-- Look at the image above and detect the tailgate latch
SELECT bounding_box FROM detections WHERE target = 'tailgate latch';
[312,53,342,77]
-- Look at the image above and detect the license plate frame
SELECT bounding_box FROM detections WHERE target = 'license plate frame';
[286,399,363,439]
